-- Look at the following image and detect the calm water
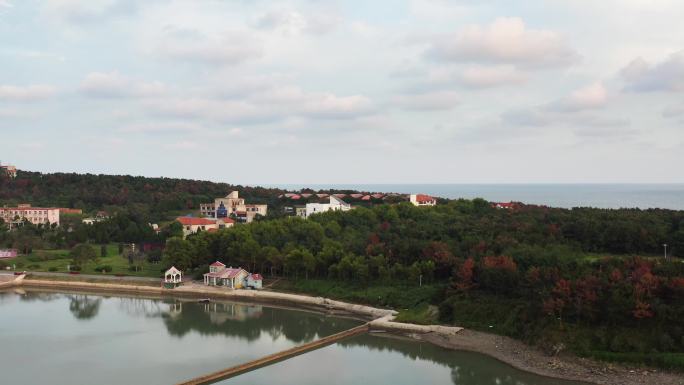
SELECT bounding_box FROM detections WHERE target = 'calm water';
[0,290,586,385]
[277,184,684,210]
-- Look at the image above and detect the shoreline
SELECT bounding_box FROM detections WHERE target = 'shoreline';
[5,274,684,385]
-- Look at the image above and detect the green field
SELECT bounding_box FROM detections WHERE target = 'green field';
[1,244,163,278]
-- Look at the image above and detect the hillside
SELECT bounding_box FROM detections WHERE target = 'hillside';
[0,171,284,218]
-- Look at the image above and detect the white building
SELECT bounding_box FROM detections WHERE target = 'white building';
[304,196,351,218]
[409,194,437,207]
[0,204,60,227]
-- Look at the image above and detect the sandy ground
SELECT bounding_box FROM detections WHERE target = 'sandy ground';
[8,274,684,385]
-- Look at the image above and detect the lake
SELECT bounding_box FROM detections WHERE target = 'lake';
[0,290,586,385]
[276,184,684,210]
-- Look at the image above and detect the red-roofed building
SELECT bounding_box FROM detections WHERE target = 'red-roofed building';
[409,194,437,207]
[361,195,371,201]
[176,217,234,237]
[203,261,250,288]
[246,273,263,289]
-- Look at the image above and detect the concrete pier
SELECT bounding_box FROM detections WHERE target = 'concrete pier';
[176,324,370,385]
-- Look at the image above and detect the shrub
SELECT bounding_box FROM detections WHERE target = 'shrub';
[27,264,41,269]
[95,265,112,273]
[48,267,58,272]
[69,264,81,272]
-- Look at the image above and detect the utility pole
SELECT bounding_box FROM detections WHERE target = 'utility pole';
[419,274,423,287]
[663,244,668,261]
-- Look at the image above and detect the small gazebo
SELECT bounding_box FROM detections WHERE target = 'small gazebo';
[164,266,182,288]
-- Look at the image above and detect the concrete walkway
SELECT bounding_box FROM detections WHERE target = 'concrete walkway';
[1,271,161,282]
[176,324,370,385]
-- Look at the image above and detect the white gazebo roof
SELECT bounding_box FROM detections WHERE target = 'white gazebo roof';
[165,266,181,275]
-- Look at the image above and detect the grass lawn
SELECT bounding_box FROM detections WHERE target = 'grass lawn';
[2,244,163,278]
[269,278,445,322]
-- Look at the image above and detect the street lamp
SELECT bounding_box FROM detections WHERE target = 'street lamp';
[663,244,668,261]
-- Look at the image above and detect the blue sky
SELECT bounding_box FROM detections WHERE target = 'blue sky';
[1,0,683,184]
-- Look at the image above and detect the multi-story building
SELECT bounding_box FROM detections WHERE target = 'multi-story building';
[200,191,268,223]
[0,204,60,227]
[0,164,17,178]
[409,194,437,207]
[304,196,351,218]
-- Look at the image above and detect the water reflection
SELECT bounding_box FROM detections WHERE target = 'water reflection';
[338,335,586,385]
[0,290,586,385]
[68,295,102,320]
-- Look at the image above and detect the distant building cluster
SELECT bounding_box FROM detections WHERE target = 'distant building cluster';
[279,192,392,201]
[0,204,60,227]
[200,191,267,223]
[492,202,519,209]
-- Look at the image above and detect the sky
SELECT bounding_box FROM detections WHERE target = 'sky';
[1,0,683,185]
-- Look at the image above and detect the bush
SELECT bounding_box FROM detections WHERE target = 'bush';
[48,266,58,272]
[27,264,41,269]
[95,265,112,273]
[69,264,81,272]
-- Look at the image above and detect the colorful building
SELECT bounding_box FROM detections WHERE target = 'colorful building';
[200,191,268,223]
[203,261,249,289]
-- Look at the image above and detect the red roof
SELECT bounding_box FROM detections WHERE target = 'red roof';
[415,194,435,203]
[250,273,263,280]
[218,217,235,224]
[361,195,371,201]
[176,217,216,226]
[210,261,226,267]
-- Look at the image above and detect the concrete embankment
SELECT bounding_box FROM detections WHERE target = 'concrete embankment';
[0,273,24,289]
[18,278,400,321]
[17,277,464,336]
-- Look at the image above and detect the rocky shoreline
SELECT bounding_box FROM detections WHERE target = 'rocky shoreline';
[5,274,683,385]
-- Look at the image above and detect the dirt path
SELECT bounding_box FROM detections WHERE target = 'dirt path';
[420,330,684,385]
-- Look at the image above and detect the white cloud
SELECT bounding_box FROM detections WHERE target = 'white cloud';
[0,84,56,102]
[164,140,199,150]
[620,51,684,92]
[547,82,608,112]
[394,91,460,111]
[80,72,166,98]
[254,9,341,35]
[156,27,262,66]
[43,0,137,24]
[300,93,374,119]
[426,17,579,68]
[460,65,528,88]
[119,122,202,134]
[500,82,628,139]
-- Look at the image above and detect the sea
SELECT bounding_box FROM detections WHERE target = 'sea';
[274,184,684,210]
